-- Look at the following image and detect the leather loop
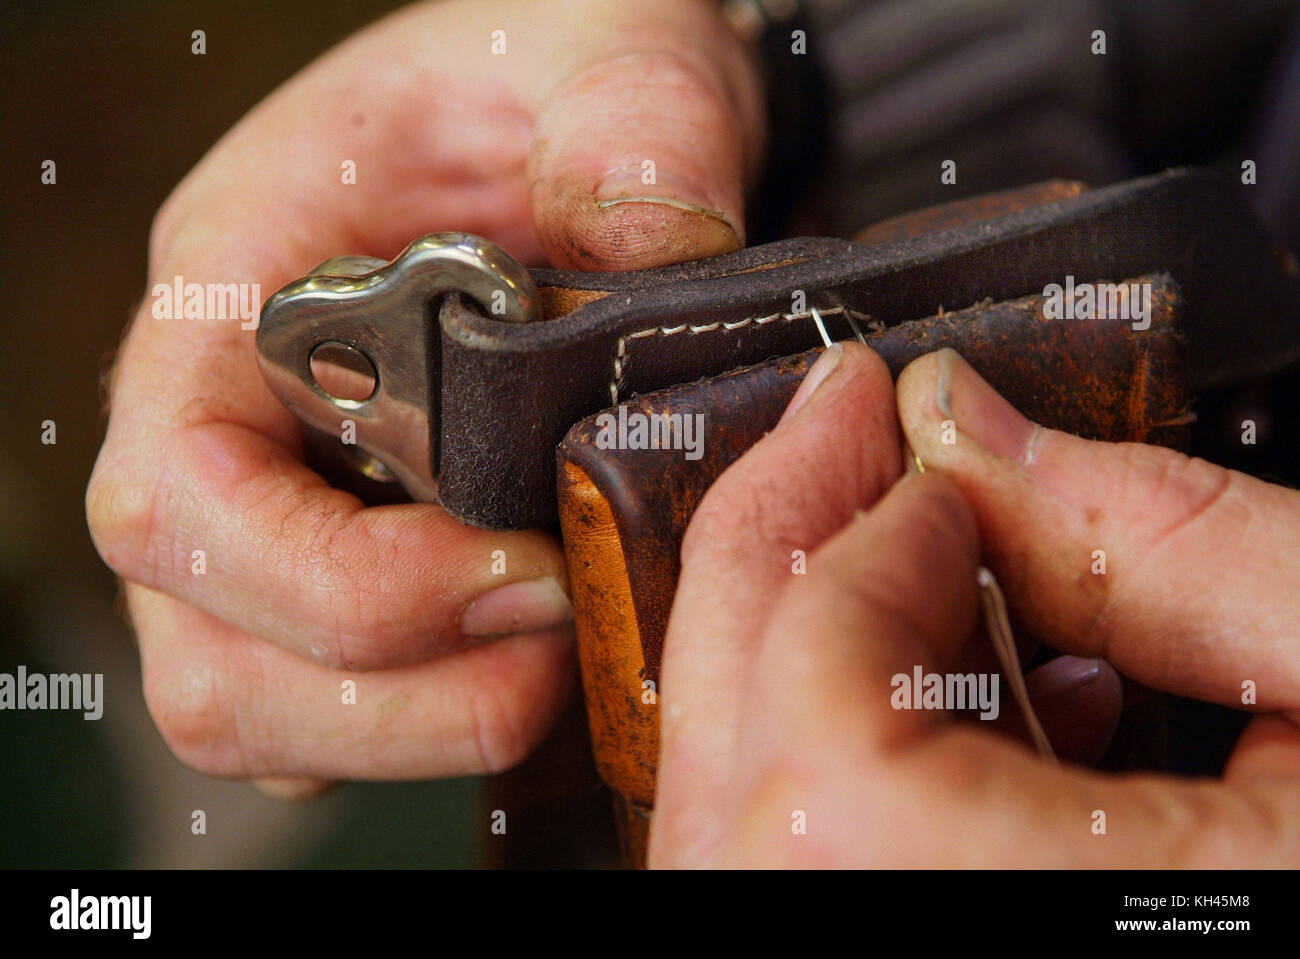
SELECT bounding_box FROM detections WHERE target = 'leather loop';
[440,169,1298,530]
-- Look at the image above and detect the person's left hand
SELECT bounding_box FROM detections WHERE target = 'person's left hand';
[649,342,1300,867]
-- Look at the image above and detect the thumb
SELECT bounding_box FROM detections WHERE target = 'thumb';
[526,2,764,270]
[897,348,1300,711]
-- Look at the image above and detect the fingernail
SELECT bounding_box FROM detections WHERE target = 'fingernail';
[595,166,741,238]
[459,577,573,637]
[933,348,1038,463]
[936,349,955,419]
[778,343,842,425]
[1036,657,1104,699]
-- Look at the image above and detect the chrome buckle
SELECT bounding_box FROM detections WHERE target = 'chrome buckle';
[256,233,538,502]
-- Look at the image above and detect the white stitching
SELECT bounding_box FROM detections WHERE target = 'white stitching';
[608,305,853,405]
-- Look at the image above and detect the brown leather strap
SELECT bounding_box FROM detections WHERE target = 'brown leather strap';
[555,278,1189,865]
[438,169,1298,530]
[559,272,1189,684]
[852,180,1086,245]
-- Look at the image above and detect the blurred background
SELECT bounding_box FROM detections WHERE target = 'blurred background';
[2,0,1298,868]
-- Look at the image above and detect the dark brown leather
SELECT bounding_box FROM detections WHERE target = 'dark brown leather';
[438,169,1299,530]
[852,180,1087,245]
[559,272,1189,683]
[555,278,1189,865]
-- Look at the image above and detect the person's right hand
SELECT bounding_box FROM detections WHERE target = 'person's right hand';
[650,344,1300,868]
[86,0,765,793]
[896,349,1300,722]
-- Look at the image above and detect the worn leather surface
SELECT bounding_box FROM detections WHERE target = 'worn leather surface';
[556,461,658,867]
[557,278,1189,866]
[556,278,1189,865]
[852,180,1086,245]
[556,461,659,809]
[438,168,1298,530]
[558,274,1188,687]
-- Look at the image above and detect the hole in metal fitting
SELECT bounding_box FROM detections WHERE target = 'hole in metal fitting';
[310,341,377,403]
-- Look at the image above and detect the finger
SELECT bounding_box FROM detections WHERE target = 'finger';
[129,584,576,779]
[1017,656,1122,764]
[695,473,979,869]
[728,545,1300,868]
[152,0,763,278]
[1056,713,1300,865]
[864,722,1300,867]
[944,629,1121,763]
[1224,714,1300,781]
[665,344,901,737]
[896,348,1300,709]
[527,1,764,269]
[89,3,585,669]
[748,473,982,756]
[88,0,757,672]
[91,422,572,669]
[252,778,335,801]
[99,0,598,475]
[653,343,901,858]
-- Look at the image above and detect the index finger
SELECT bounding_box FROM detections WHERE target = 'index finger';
[653,343,902,860]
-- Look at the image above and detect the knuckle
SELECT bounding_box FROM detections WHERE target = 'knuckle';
[147,190,188,268]
[685,475,794,568]
[728,758,829,868]
[322,590,393,671]
[85,462,159,580]
[142,654,248,778]
[572,47,723,108]
[1134,780,1247,868]
[902,476,976,555]
[1121,448,1238,557]
[1161,782,1290,868]
[308,514,412,670]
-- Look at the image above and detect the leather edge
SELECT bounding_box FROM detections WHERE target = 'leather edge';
[556,460,659,810]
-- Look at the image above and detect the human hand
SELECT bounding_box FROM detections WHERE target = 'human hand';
[650,343,1300,867]
[86,0,764,790]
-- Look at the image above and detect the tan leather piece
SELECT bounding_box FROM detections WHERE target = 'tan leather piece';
[539,286,611,319]
[556,461,660,814]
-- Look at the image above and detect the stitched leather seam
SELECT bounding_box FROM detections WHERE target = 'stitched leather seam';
[610,305,886,404]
